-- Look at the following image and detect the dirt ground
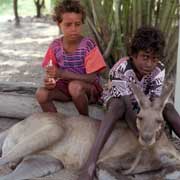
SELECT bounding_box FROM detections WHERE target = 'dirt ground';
[0,16,58,86]
[0,16,59,126]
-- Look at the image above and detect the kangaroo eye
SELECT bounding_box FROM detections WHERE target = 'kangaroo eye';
[156,119,162,124]
[137,116,143,121]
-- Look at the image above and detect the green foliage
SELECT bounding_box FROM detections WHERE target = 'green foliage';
[50,0,62,8]
[0,0,13,16]
[84,0,179,78]
[0,0,52,17]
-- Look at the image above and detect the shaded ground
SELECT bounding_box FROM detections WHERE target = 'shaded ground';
[0,16,58,86]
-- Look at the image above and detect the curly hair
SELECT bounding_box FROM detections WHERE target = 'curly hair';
[131,26,165,59]
[52,0,86,23]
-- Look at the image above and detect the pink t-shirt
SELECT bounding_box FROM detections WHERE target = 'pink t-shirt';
[42,36,106,76]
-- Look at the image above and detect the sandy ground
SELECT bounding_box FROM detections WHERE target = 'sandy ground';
[0,16,59,86]
[0,17,60,121]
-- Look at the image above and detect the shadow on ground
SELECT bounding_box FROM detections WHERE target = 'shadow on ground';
[0,16,59,86]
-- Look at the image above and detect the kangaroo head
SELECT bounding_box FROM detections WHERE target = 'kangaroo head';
[130,81,174,147]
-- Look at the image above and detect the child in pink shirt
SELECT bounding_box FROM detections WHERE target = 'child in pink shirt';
[36,0,106,116]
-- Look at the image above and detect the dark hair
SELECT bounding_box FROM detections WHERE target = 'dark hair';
[52,0,86,23]
[130,26,165,59]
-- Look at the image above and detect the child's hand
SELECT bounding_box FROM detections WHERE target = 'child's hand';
[46,65,57,78]
[44,76,56,90]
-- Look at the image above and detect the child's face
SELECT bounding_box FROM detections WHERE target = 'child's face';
[132,50,160,77]
[59,12,83,41]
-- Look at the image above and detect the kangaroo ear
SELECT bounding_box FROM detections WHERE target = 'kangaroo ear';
[153,81,174,111]
[130,82,151,108]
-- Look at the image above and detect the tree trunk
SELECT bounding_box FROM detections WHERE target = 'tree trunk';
[13,0,20,26]
[0,83,104,120]
[34,0,45,18]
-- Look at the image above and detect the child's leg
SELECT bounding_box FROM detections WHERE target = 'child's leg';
[163,103,180,138]
[35,87,71,112]
[68,80,99,116]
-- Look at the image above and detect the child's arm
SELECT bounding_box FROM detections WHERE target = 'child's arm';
[55,67,97,83]
[44,58,98,83]
[45,63,98,83]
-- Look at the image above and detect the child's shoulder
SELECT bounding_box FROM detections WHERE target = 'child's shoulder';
[111,57,130,72]
[49,37,62,49]
[82,36,96,44]
[81,36,97,51]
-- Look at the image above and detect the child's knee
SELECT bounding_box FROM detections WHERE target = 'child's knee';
[68,81,85,97]
[35,87,49,103]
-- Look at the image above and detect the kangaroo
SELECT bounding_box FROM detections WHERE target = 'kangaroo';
[0,82,179,180]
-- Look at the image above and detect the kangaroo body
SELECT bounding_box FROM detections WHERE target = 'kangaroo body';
[0,82,180,180]
[1,113,139,167]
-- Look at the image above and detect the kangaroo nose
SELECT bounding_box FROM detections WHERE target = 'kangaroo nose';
[141,133,153,144]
